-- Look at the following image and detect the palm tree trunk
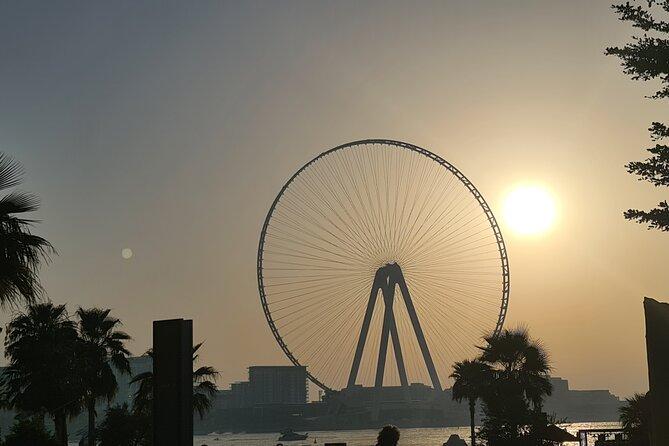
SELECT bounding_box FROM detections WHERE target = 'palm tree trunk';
[469,398,476,446]
[54,410,68,446]
[87,398,96,446]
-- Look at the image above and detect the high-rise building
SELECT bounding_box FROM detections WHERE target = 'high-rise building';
[248,366,308,405]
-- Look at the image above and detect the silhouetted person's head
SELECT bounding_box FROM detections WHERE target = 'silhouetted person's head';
[376,425,400,446]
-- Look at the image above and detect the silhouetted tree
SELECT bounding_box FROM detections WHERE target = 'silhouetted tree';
[479,328,552,410]
[451,359,492,446]
[606,1,669,231]
[96,403,151,446]
[476,327,553,446]
[620,393,651,446]
[0,153,54,306]
[1,303,83,445]
[76,308,132,446]
[131,342,219,419]
[3,416,58,446]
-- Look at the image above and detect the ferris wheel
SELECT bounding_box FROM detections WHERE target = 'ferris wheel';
[257,140,509,392]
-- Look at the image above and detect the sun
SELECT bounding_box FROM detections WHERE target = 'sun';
[503,185,556,236]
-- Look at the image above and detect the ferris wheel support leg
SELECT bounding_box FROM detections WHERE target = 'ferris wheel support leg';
[347,272,382,389]
[374,300,393,388]
[388,310,409,387]
[394,266,443,391]
[375,271,410,388]
[375,275,404,388]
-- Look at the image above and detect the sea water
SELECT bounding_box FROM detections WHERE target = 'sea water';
[193,421,620,446]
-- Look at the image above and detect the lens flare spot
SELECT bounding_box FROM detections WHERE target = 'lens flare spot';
[121,248,133,259]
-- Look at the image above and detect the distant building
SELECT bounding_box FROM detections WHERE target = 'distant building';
[219,365,308,409]
[196,365,309,433]
[544,376,621,422]
[229,381,252,407]
[249,366,308,405]
[200,369,624,433]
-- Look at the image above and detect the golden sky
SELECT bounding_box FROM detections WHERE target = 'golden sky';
[1,0,667,398]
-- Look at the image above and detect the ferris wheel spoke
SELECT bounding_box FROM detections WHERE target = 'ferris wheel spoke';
[278,283,368,339]
[399,165,450,253]
[412,280,501,303]
[364,146,394,256]
[411,238,499,266]
[408,277,497,320]
[403,301,461,375]
[411,277,500,304]
[405,208,491,262]
[270,284,365,316]
[366,147,387,254]
[301,301,363,369]
[336,149,387,256]
[275,195,372,263]
[414,228,497,261]
[309,159,379,258]
[405,198,484,260]
[293,170,377,260]
[265,277,367,307]
[434,211,500,252]
[290,289,368,364]
[400,174,460,255]
[409,260,493,279]
[394,152,434,254]
[419,277,499,294]
[274,278,368,327]
[263,236,369,268]
[272,281,368,324]
[432,210,495,251]
[264,226,358,263]
[409,283,488,354]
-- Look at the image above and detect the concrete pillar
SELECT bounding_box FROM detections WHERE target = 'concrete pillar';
[153,318,193,446]
[644,297,669,446]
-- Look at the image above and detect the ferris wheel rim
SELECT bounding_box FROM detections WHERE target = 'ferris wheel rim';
[256,138,510,392]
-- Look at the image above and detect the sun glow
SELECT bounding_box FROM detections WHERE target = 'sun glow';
[503,185,556,236]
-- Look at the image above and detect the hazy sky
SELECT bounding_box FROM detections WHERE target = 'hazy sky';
[1,0,668,398]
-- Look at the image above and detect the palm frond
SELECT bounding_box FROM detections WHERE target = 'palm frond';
[193,365,219,382]
[0,154,25,191]
[0,191,41,218]
[194,380,218,397]
[192,392,212,420]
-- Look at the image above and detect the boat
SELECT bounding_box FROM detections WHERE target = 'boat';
[278,429,309,441]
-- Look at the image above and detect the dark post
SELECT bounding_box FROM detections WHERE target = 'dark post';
[644,297,669,446]
[153,319,193,446]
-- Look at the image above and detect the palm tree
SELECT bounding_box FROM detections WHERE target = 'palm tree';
[131,342,219,419]
[0,153,54,306]
[478,327,552,410]
[475,327,553,445]
[1,303,83,445]
[451,359,492,446]
[4,416,58,446]
[76,308,132,446]
[96,403,150,446]
[191,344,220,419]
[620,393,650,446]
